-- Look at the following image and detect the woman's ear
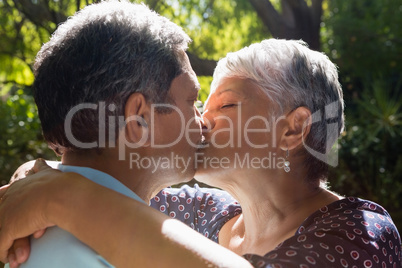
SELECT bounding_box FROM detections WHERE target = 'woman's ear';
[124,93,151,146]
[279,107,312,150]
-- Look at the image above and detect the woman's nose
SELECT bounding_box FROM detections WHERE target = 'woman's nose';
[201,110,215,133]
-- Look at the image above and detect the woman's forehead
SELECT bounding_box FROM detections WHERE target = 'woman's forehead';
[205,77,261,106]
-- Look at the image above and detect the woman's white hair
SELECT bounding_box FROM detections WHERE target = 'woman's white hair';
[212,39,345,183]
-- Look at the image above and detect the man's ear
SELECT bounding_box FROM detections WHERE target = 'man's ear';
[279,107,312,150]
[124,93,151,146]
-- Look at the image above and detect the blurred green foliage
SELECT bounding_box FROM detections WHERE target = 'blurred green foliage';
[323,0,402,219]
[329,78,402,208]
[160,0,269,59]
[0,86,58,185]
[197,76,213,102]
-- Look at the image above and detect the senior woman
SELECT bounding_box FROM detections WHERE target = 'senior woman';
[1,39,401,268]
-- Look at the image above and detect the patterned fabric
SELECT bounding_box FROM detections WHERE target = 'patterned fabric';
[151,185,402,268]
[150,184,241,242]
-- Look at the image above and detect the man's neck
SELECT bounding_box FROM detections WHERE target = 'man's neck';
[61,149,157,202]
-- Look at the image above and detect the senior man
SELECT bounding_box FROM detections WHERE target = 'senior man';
[2,1,250,267]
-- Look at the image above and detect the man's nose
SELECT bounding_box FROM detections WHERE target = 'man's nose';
[193,104,205,133]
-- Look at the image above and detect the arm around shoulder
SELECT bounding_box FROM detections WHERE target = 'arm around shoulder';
[1,160,252,267]
[57,179,252,267]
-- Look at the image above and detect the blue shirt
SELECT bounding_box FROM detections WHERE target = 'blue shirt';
[8,164,145,268]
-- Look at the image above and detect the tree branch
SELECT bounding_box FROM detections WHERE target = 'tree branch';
[146,0,161,10]
[284,0,308,9]
[186,52,217,76]
[247,0,290,38]
[12,0,67,33]
[311,0,323,30]
[281,0,295,28]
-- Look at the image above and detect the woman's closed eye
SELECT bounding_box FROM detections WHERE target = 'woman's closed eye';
[221,103,237,109]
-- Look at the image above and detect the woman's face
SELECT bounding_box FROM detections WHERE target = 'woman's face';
[195,77,287,182]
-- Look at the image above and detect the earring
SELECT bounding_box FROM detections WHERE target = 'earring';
[284,149,290,173]
[138,116,148,128]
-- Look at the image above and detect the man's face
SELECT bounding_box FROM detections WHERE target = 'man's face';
[150,54,203,183]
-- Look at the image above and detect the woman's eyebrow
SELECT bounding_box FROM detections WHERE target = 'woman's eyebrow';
[217,88,244,97]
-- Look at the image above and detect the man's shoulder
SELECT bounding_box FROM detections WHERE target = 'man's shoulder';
[20,226,113,268]
[10,160,60,183]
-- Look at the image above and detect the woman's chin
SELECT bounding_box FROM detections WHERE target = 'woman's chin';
[194,165,236,186]
[193,167,210,182]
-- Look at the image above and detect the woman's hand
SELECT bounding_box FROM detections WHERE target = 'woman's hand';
[0,159,61,265]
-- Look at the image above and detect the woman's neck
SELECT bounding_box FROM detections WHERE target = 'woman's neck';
[219,169,341,255]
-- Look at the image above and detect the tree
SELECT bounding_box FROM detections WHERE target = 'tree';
[0,0,325,83]
[248,0,323,50]
[158,0,325,75]
[324,0,402,219]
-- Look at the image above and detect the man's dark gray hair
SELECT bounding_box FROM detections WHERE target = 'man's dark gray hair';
[33,0,191,155]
